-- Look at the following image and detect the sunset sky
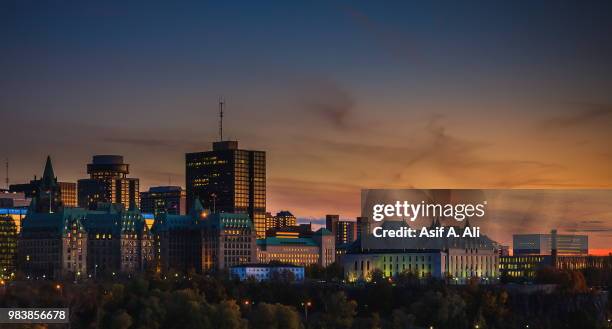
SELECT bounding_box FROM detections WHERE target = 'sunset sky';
[2,1,612,251]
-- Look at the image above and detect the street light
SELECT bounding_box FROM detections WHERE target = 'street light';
[301,301,312,321]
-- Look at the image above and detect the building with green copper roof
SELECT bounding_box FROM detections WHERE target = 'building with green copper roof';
[18,202,152,280]
[151,199,257,273]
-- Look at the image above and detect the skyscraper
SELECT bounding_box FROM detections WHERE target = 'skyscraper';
[186,141,266,238]
[77,155,140,210]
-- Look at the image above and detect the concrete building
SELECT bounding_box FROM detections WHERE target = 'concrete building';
[78,155,140,211]
[140,186,186,215]
[513,231,588,256]
[0,215,18,278]
[326,214,357,245]
[0,191,30,208]
[265,210,297,233]
[0,208,27,234]
[344,250,447,281]
[230,264,305,282]
[342,221,499,284]
[152,200,257,273]
[499,254,612,279]
[256,228,334,267]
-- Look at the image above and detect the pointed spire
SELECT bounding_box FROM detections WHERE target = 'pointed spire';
[41,155,56,188]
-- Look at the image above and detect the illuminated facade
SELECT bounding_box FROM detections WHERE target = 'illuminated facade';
[513,231,588,256]
[152,201,257,273]
[256,228,335,267]
[18,203,152,280]
[140,186,186,215]
[230,264,305,282]
[500,255,611,279]
[201,212,257,270]
[186,141,266,238]
[0,208,26,233]
[344,251,446,282]
[58,182,77,207]
[265,210,297,233]
[78,155,140,211]
[342,222,499,284]
[83,204,153,275]
[326,214,357,245]
[19,207,88,279]
[0,215,18,278]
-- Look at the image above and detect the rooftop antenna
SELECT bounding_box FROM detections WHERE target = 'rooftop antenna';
[5,158,8,190]
[218,97,224,141]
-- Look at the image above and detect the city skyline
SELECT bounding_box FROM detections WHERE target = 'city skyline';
[3,2,612,253]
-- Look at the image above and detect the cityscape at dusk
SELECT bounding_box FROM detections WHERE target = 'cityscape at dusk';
[1,1,612,328]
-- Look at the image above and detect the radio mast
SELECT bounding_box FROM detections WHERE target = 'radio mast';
[218,98,225,141]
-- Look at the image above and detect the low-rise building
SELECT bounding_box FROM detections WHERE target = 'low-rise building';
[342,221,499,284]
[256,228,334,267]
[230,264,305,281]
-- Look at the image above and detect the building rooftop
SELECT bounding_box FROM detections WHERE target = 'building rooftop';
[257,236,318,247]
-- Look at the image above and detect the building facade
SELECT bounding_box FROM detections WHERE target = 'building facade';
[342,222,499,284]
[230,264,305,282]
[140,186,186,215]
[58,182,77,207]
[344,251,447,282]
[513,231,588,256]
[326,214,357,245]
[18,202,152,280]
[19,207,89,279]
[256,228,335,267]
[77,155,140,211]
[83,203,153,276]
[201,212,257,271]
[0,191,30,208]
[152,201,257,273]
[0,215,18,278]
[265,210,297,233]
[186,141,266,238]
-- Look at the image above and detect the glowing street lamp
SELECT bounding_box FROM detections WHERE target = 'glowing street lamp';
[301,301,312,321]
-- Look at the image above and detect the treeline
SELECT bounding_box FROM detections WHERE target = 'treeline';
[0,265,610,329]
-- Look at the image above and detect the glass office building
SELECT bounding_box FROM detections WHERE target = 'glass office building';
[186,141,266,238]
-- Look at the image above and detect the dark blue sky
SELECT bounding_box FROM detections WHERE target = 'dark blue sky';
[2,1,612,227]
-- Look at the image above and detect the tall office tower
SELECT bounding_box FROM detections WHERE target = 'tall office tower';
[140,186,187,215]
[186,141,266,238]
[77,155,140,210]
